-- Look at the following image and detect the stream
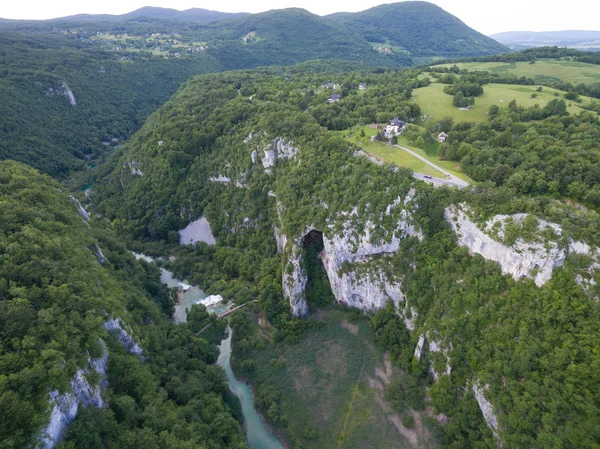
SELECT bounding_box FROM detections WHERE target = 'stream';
[217,328,286,449]
[133,252,285,449]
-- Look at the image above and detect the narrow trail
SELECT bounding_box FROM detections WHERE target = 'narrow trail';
[335,354,366,449]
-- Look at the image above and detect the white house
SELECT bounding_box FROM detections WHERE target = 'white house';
[385,117,406,138]
[358,83,367,91]
[438,132,448,143]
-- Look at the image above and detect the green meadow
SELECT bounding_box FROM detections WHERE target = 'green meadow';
[413,82,592,123]
[434,59,600,85]
[240,308,442,449]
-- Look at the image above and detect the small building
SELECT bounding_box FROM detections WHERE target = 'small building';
[328,94,341,103]
[438,132,448,143]
[385,117,406,138]
[359,83,367,91]
[322,82,339,89]
[369,123,381,129]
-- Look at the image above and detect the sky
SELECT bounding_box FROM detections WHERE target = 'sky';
[1,0,599,35]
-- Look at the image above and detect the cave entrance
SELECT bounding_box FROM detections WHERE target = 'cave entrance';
[301,230,334,311]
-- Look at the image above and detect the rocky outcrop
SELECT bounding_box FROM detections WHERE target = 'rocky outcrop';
[95,245,107,266]
[446,206,565,287]
[282,248,308,316]
[38,343,108,449]
[124,160,143,177]
[68,195,90,222]
[46,81,76,106]
[104,318,143,358]
[209,175,231,184]
[472,382,501,444]
[316,191,421,312]
[246,134,300,174]
[283,190,421,315]
[447,205,600,289]
[414,335,425,360]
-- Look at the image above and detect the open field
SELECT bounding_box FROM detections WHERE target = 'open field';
[413,82,592,123]
[434,59,600,85]
[242,308,442,449]
[344,126,470,181]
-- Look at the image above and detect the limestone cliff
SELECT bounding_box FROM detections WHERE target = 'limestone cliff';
[445,204,599,287]
[282,189,421,315]
[38,344,108,449]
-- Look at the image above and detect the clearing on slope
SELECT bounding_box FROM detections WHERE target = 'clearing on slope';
[434,59,600,85]
[413,82,592,123]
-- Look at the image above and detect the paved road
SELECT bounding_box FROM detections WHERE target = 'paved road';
[392,144,469,188]
[412,173,467,188]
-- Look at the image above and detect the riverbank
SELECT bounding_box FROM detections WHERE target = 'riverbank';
[218,327,286,449]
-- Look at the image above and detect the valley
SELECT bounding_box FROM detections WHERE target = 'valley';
[1,2,600,449]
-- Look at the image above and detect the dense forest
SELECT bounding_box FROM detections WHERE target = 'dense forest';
[2,3,600,448]
[0,161,247,448]
[0,32,221,177]
[92,62,600,447]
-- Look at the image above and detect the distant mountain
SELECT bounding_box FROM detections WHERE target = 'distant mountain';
[0,6,247,25]
[328,2,507,58]
[491,30,600,50]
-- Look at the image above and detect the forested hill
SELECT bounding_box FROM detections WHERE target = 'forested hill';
[327,1,507,58]
[93,63,600,447]
[0,31,222,177]
[0,161,247,448]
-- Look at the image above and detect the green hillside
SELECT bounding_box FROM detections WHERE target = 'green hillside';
[92,64,600,447]
[0,2,509,179]
[0,31,221,177]
[328,1,507,58]
[0,161,246,448]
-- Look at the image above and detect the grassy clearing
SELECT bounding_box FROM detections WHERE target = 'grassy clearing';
[434,59,600,85]
[343,126,470,181]
[241,308,441,449]
[344,126,441,177]
[413,82,591,123]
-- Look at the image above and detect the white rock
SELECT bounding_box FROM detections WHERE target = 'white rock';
[282,246,308,316]
[95,245,107,266]
[472,382,501,444]
[68,196,90,222]
[446,205,564,287]
[124,160,143,177]
[38,343,108,449]
[104,318,143,357]
[414,335,425,360]
[209,175,231,184]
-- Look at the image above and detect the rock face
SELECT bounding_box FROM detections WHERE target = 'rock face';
[283,190,421,315]
[104,318,144,357]
[68,195,90,222]
[95,245,107,266]
[282,248,308,316]
[38,344,108,449]
[46,81,76,106]
[125,160,143,177]
[472,382,501,444]
[246,135,300,174]
[178,216,217,246]
[446,205,564,287]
